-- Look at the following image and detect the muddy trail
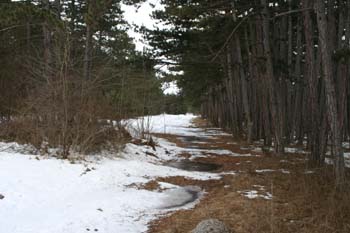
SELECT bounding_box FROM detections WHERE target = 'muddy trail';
[147,118,350,233]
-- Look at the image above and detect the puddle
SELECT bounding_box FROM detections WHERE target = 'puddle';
[159,186,202,209]
[165,160,221,172]
[179,136,211,143]
[185,144,216,150]
[177,136,220,150]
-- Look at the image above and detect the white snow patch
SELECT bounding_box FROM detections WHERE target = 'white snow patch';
[0,114,240,233]
[252,147,262,153]
[279,169,291,174]
[238,190,272,200]
[158,186,202,209]
[240,190,259,199]
[255,169,275,173]
[255,169,290,174]
[0,149,216,233]
[230,152,260,157]
[344,152,350,160]
[127,114,197,137]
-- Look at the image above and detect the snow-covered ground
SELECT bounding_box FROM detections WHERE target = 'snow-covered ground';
[0,114,230,233]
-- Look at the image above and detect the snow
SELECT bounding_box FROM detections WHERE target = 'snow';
[255,169,290,174]
[252,147,262,153]
[279,169,291,174]
[284,147,308,154]
[240,190,259,199]
[231,152,259,157]
[158,186,202,209]
[238,190,272,200]
[127,114,196,136]
[325,154,350,168]
[238,185,272,200]
[255,169,275,173]
[0,114,234,233]
[126,114,236,159]
[1,152,164,233]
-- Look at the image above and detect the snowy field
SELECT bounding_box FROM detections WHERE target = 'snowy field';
[0,114,229,233]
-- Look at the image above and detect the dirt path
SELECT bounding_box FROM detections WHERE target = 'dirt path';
[147,118,350,233]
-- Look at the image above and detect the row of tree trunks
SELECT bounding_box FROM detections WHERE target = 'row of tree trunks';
[201,0,348,185]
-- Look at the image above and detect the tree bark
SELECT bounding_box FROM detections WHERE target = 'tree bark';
[54,0,61,19]
[261,0,284,154]
[315,0,345,185]
[84,0,93,80]
[42,0,51,81]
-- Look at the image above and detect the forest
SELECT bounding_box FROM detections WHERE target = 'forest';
[0,0,187,157]
[146,0,350,186]
[1,0,350,233]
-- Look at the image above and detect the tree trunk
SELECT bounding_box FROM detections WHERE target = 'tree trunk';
[42,0,51,81]
[54,0,61,19]
[26,0,31,53]
[261,0,284,155]
[83,25,92,80]
[84,0,93,80]
[315,0,345,185]
[293,18,304,145]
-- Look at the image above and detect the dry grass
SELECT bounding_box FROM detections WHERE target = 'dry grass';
[147,118,350,233]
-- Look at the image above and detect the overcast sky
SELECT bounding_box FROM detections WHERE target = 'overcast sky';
[121,0,163,51]
[121,1,180,95]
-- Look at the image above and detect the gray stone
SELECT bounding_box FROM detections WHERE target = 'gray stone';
[0,194,4,200]
[191,219,231,233]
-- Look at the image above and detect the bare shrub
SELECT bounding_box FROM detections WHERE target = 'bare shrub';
[129,116,153,140]
[0,29,131,158]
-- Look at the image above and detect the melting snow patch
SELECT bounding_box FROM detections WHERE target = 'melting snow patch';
[279,169,291,174]
[325,158,333,165]
[231,152,260,157]
[0,113,246,233]
[255,169,275,173]
[256,169,290,174]
[262,192,273,200]
[252,147,262,153]
[158,186,202,209]
[285,147,299,153]
[220,171,237,176]
[0,142,37,155]
[344,152,350,159]
[325,157,350,168]
[240,190,259,199]
[238,190,273,200]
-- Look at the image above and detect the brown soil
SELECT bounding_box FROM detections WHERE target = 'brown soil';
[147,118,350,233]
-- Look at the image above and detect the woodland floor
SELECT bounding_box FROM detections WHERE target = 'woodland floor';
[148,118,350,233]
[1,115,350,233]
